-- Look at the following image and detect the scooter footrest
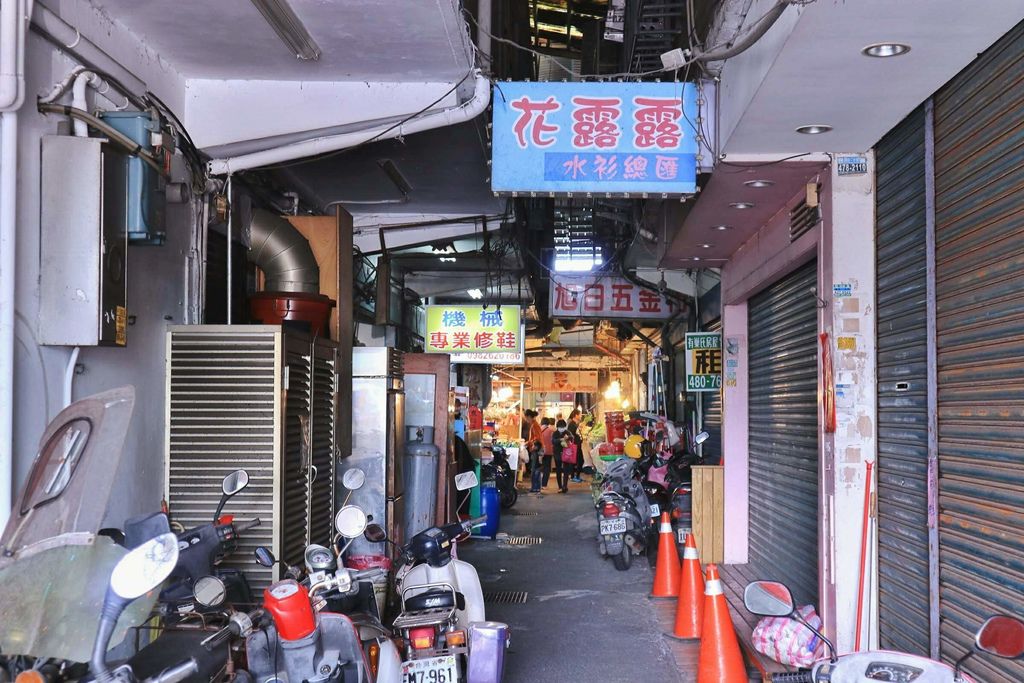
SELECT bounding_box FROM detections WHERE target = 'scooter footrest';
[393,607,456,629]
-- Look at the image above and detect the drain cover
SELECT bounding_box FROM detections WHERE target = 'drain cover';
[484,590,529,605]
[506,510,539,516]
[503,536,543,546]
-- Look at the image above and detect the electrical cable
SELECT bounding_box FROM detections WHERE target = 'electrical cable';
[36,103,167,176]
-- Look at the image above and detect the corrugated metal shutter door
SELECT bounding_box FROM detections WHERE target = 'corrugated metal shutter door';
[933,22,1024,682]
[703,319,723,464]
[747,260,820,607]
[875,107,932,657]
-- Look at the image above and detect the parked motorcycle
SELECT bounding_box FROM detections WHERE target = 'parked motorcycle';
[160,469,259,620]
[743,579,1024,682]
[482,444,518,509]
[638,429,709,546]
[242,501,403,683]
[596,456,654,570]
[392,471,511,683]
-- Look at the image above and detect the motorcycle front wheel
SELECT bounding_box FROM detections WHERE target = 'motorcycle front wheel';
[501,486,518,508]
[612,544,632,571]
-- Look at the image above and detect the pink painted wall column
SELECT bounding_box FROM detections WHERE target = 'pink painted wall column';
[722,302,749,563]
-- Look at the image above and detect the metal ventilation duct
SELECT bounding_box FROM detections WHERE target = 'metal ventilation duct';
[248,208,320,293]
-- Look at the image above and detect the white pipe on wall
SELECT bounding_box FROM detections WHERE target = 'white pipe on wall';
[63,346,80,408]
[0,111,18,529]
[207,70,491,176]
[71,71,99,136]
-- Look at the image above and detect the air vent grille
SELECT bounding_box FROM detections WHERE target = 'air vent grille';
[790,193,822,242]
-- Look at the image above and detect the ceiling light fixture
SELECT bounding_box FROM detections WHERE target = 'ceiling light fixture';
[467,288,484,300]
[796,124,833,135]
[700,244,713,249]
[862,42,911,58]
[711,225,732,231]
[439,257,457,263]
[249,0,322,60]
[744,179,775,188]
[730,201,755,209]
[692,256,702,261]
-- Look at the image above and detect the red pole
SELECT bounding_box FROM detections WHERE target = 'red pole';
[855,459,875,651]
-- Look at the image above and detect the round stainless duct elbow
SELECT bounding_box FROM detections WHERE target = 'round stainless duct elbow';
[248,208,320,294]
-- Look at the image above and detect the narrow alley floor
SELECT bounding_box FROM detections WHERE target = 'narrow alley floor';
[459,480,686,683]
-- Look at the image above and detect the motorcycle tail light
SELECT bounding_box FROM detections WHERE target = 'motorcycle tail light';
[602,502,621,517]
[410,626,436,650]
[367,641,380,677]
[445,629,467,647]
[671,507,683,520]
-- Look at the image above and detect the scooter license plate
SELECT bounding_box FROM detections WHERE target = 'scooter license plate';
[402,655,458,683]
[649,503,660,517]
[600,518,627,534]
[677,527,688,544]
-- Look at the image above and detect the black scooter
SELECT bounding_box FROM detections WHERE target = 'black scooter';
[482,444,518,509]
[160,469,260,620]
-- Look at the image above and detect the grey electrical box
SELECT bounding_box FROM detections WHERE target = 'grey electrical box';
[39,135,128,346]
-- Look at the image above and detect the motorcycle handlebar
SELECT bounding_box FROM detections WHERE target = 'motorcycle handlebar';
[771,671,814,683]
[234,518,261,532]
[352,567,385,582]
[463,515,487,530]
[144,659,199,683]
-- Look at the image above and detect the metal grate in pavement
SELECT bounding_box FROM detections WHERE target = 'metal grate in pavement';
[506,510,539,516]
[483,590,529,605]
[503,536,543,546]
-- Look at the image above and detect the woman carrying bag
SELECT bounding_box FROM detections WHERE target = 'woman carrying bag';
[553,419,576,493]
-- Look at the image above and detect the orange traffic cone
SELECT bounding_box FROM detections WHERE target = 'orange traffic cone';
[671,532,705,639]
[697,564,747,683]
[650,512,681,598]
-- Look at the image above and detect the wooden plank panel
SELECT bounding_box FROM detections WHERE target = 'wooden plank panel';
[693,465,725,563]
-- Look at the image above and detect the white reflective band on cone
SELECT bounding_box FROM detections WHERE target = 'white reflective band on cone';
[660,522,673,533]
[683,546,699,560]
[705,579,723,596]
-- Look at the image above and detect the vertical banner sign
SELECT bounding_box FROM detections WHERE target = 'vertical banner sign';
[424,305,523,364]
[684,333,722,392]
[491,81,699,195]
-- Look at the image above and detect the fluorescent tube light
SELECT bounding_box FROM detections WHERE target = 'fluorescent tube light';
[249,0,321,60]
[467,288,484,299]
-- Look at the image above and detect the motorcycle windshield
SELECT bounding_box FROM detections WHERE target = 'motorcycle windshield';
[0,387,149,662]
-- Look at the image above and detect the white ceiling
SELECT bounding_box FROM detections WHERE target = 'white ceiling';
[719,0,1024,154]
[89,0,474,81]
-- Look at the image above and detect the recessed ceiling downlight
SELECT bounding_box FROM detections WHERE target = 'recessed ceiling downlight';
[711,225,731,231]
[862,42,911,58]
[796,124,832,135]
[744,179,775,188]
[729,202,755,210]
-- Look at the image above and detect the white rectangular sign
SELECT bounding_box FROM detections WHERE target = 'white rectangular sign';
[549,274,674,320]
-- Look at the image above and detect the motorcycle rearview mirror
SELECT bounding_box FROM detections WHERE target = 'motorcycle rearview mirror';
[743,580,838,662]
[364,523,387,543]
[342,468,365,491]
[214,469,249,521]
[455,471,478,491]
[976,615,1024,659]
[254,546,277,568]
[193,575,227,608]
[92,533,179,680]
[743,580,794,617]
[956,615,1024,677]
[335,506,368,539]
[694,431,710,445]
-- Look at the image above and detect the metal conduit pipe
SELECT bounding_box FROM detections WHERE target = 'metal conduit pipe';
[248,209,320,294]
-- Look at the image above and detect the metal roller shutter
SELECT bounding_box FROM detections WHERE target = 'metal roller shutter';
[702,319,723,464]
[747,260,820,608]
[932,21,1024,682]
[875,106,932,657]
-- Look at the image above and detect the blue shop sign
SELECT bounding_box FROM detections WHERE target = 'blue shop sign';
[491,81,699,195]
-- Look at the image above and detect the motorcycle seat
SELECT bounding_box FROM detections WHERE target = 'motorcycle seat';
[405,588,466,612]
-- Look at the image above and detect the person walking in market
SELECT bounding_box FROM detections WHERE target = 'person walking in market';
[524,410,545,493]
[568,409,585,483]
[540,417,555,489]
[553,419,573,493]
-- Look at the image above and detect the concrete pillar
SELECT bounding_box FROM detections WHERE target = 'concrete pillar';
[722,302,748,564]
[821,152,878,652]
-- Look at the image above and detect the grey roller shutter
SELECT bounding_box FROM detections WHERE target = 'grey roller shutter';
[702,319,723,464]
[747,260,820,608]
[932,22,1024,683]
[875,106,932,657]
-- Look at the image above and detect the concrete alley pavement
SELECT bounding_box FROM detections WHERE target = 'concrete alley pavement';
[459,482,685,683]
